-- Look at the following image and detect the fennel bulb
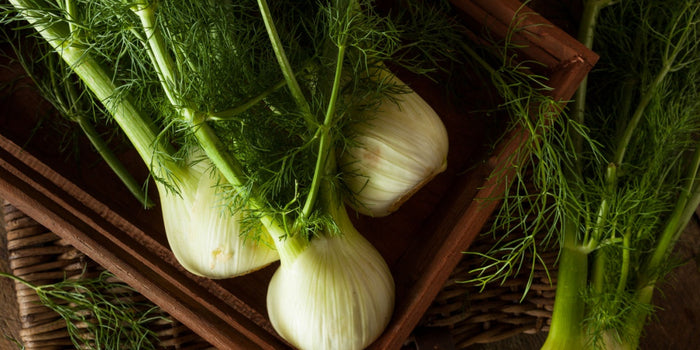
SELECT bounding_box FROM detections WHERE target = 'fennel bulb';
[267,205,395,350]
[158,151,279,279]
[341,72,448,217]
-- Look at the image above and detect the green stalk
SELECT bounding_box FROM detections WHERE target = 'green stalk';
[256,0,354,224]
[574,2,617,294]
[57,70,155,208]
[645,146,700,277]
[590,249,605,295]
[131,1,179,106]
[208,79,287,120]
[9,0,168,171]
[63,0,78,36]
[187,117,254,192]
[616,229,632,295]
[635,144,700,289]
[576,6,690,334]
[61,54,163,169]
[573,6,621,298]
[616,284,654,350]
[76,115,154,208]
[613,63,673,166]
[189,102,297,250]
[276,145,340,265]
[571,0,625,179]
[572,1,616,168]
[255,200,307,265]
[256,0,314,127]
[130,4,249,185]
[587,163,618,294]
[300,44,346,220]
[131,4,258,202]
[541,217,589,350]
[585,163,618,252]
[255,0,358,257]
[618,145,700,349]
[55,67,154,208]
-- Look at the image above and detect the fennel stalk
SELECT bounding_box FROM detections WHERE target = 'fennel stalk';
[2,30,154,208]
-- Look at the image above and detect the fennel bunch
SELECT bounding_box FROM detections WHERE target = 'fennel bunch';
[463,1,700,349]
[2,0,283,279]
[3,0,460,348]
[545,1,700,348]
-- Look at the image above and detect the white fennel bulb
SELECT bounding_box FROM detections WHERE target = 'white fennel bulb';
[267,205,395,350]
[341,71,448,217]
[157,151,279,279]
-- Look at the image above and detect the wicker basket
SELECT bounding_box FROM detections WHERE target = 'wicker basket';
[413,228,557,349]
[2,200,214,350]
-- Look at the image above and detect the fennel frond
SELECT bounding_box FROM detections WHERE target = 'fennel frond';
[465,1,700,349]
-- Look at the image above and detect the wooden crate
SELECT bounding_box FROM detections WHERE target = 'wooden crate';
[0,1,597,348]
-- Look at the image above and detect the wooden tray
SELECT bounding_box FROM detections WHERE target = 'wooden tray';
[0,1,597,348]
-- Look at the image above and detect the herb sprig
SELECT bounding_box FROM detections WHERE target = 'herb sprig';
[0,270,166,350]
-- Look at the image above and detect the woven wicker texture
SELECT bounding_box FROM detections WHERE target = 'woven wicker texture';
[419,224,557,349]
[2,200,215,350]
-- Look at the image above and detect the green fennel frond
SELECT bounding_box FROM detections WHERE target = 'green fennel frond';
[0,270,167,350]
[458,6,601,294]
[531,0,700,348]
